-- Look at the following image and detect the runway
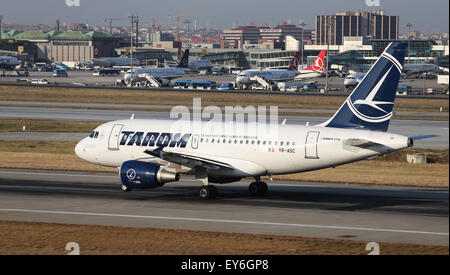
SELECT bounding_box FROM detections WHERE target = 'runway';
[0,169,447,246]
[0,106,448,148]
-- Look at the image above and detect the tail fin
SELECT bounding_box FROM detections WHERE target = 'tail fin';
[177,49,189,68]
[304,50,326,72]
[318,42,408,132]
[287,51,300,71]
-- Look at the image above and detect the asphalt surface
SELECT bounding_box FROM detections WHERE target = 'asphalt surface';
[0,106,448,148]
[0,169,447,246]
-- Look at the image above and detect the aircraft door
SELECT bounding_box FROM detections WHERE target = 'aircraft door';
[305,131,320,159]
[191,134,199,149]
[108,124,123,150]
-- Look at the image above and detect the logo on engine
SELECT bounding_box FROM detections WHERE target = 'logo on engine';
[126,169,136,180]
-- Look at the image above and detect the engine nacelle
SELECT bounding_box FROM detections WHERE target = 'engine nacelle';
[120,160,180,189]
[160,78,170,86]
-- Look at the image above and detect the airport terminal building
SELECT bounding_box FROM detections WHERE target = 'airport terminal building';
[0,30,119,65]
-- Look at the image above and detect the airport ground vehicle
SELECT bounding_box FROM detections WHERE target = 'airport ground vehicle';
[30,79,49,85]
[174,80,217,90]
[396,85,412,95]
[52,69,68,77]
[217,83,236,90]
[93,69,121,76]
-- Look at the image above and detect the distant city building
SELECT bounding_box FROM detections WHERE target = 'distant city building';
[315,11,399,45]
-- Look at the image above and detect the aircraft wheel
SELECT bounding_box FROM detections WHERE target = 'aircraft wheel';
[199,185,217,199]
[249,182,268,196]
[120,184,132,192]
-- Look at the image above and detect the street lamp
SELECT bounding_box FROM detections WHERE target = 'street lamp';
[299,21,307,69]
[184,19,192,49]
[0,15,3,41]
[325,15,334,93]
[406,23,413,64]
[128,15,139,78]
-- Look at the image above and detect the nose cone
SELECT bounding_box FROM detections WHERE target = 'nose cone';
[74,139,86,160]
[236,76,245,84]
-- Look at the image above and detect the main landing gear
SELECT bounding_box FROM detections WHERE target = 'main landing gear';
[249,177,268,196]
[199,185,217,200]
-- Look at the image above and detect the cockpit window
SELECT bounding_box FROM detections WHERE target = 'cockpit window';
[89,131,100,138]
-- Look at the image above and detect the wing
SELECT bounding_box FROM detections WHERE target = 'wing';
[144,147,233,170]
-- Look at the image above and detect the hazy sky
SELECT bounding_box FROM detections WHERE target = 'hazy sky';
[1,0,448,33]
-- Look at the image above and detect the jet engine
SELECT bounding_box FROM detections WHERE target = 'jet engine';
[120,160,180,189]
[160,78,170,86]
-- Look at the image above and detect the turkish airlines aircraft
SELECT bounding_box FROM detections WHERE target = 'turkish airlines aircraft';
[235,52,301,87]
[295,50,327,80]
[75,42,436,199]
[236,50,327,87]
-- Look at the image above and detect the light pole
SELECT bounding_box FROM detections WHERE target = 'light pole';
[0,15,3,41]
[406,23,413,64]
[128,15,139,79]
[325,15,334,93]
[184,19,192,49]
[299,21,306,69]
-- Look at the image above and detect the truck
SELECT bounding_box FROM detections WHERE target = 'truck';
[396,85,411,96]
[52,69,68,77]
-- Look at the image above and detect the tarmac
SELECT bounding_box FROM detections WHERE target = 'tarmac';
[0,169,447,246]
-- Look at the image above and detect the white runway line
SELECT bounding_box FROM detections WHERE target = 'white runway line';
[0,208,448,236]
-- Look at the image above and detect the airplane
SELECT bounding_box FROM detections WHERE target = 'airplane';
[75,42,437,199]
[294,50,328,80]
[235,50,327,88]
[92,57,140,67]
[189,59,214,72]
[176,46,214,72]
[345,62,440,88]
[123,49,190,86]
[403,62,440,76]
[344,72,366,89]
[0,56,21,70]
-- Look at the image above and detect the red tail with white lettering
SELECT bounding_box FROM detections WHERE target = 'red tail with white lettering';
[304,50,327,72]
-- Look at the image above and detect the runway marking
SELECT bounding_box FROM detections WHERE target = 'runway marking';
[0,208,448,236]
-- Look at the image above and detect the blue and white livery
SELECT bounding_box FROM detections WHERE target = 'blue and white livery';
[75,42,437,199]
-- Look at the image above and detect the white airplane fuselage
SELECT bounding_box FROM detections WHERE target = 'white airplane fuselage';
[75,119,410,179]
[236,69,300,85]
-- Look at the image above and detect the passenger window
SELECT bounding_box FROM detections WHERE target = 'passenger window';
[257,141,260,145]
[240,140,243,144]
[211,139,215,143]
[246,140,249,144]
[280,142,284,146]
[263,141,266,145]
[251,140,255,145]
[286,142,290,146]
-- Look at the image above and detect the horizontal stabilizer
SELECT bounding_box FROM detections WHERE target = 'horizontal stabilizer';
[410,135,439,141]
